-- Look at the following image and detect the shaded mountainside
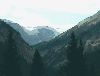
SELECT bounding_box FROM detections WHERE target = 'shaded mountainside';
[3,19,59,45]
[0,20,35,76]
[34,10,100,71]
[0,20,34,63]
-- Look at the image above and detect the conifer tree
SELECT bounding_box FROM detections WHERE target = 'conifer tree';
[31,49,44,76]
[67,32,84,76]
[77,39,85,76]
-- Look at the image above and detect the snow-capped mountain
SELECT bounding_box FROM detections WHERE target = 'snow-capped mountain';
[3,19,59,45]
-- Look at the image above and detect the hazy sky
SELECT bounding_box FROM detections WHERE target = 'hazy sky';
[0,0,100,32]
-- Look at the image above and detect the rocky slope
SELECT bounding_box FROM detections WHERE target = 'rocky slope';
[3,19,59,45]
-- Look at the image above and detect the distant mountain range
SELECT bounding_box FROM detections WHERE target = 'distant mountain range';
[3,19,59,45]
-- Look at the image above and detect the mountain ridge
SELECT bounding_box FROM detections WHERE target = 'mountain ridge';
[3,19,59,45]
[33,10,100,69]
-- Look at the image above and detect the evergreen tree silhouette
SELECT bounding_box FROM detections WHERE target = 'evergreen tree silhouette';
[77,39,85,76]
[88,64,95,76]
[67,32,85,76]
[31,49,44,76]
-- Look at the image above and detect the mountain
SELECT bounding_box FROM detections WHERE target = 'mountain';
[33,10,100,75]
[3,19,59,45]
[0,20,34,76]
[1,10,100,76]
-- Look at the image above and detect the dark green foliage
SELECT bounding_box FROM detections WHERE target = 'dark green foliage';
[4,31,22,76]
[67,32,85,76]
[67,32,78,62]
[31,49,44,76]
[85,50,100,76]
[88,64,95,76]
[56,65,68,76]
[77,39,86,76]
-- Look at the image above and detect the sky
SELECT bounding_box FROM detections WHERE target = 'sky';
[0,0,100,33]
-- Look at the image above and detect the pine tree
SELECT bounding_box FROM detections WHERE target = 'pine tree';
[67,32,78,76]
[67,32,85,76]
[77,39,85,76]
[31,49,44,76]
[5,31,22,76]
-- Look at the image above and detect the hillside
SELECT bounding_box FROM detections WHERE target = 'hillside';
[33,10,100,75]
[0,20,34,76]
